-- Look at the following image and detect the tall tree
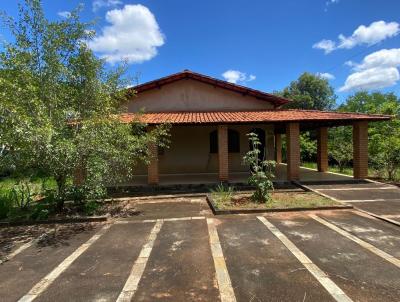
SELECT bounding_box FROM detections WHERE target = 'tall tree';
[339,92,400,180]
[328,126,353,172]
[0,0,169,209]
[276,72,336,163]
[278,72,337,110]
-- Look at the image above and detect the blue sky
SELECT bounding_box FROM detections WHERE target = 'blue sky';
[1,0,400,104]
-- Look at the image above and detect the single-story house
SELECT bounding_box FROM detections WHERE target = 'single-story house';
[120,70,390,185]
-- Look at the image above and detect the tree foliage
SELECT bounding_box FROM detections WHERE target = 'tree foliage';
[339,92,400,180]
[276,73,336,164]
[0,0,169,209]
[300,132,317,163]
[328,126,353,172]
[278,72,337,110]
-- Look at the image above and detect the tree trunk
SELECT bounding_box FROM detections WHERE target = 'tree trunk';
[55,175,67,211]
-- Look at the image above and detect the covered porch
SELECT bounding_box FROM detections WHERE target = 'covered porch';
[121,110,390,186]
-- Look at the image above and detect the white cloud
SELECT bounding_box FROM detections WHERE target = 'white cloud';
[92,0,122,12]
[222,70,256,84]
[248,74,256,81]
[314,21,400,54]
[339,67,399,92]
[57,11,71,18]
[325,0,339,11]
[354,48,400,70]
[344,60,355,67]
[316,72,335,80]
[339,48,400,91]
[338,21,400,49]
[88,4,165,64]
[313,39,336,54]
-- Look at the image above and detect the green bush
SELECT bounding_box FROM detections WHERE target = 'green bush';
[0,179,51,221]
[30,203,50,220]
[0,191,14,219]
[243,132,276,203]
[210,183,235,205]
[11,180,39,210]
[83,200,100,216]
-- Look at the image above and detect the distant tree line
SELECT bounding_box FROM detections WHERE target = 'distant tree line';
[276,72,400,181]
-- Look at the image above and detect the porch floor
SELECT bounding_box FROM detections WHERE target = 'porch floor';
[129,164,352,186]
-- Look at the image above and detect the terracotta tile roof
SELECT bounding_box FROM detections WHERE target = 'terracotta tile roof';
[126,70,290,107]
[119,110,391,125]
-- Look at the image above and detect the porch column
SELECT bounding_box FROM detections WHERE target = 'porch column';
[218,125,229,182]
[286,123,300,181]
[147,127,159,184]
[275,133,282,164]
[266,130,275,161]
[353,121,368,179]
[317,127,328,172]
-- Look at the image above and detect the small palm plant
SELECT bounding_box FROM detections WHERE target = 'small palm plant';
[243,132,276,202]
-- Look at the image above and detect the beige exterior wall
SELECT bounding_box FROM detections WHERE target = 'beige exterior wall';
[132,124,274,177]
[127,79,274,112]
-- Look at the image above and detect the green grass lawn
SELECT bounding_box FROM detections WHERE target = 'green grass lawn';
[0,176,57,195]
[301,162,399,180]
[301,162,354,176]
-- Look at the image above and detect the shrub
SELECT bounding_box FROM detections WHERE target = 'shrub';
[30,203,50,220]
[0,191,14,219]
[83,200,100,216]
[243,132,276,203]
[210,183,235,206]
[11,180,39,210]
[1,179,50,221]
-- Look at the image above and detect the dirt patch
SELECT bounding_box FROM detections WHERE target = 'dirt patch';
[1,199,142,225]
[53,199,142,219]
[95,200,141,218]
[0,222,100,261]
[212,191,340,211]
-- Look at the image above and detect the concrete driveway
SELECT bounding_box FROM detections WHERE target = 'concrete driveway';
[302,180,400,224]
[1,198,400,302]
